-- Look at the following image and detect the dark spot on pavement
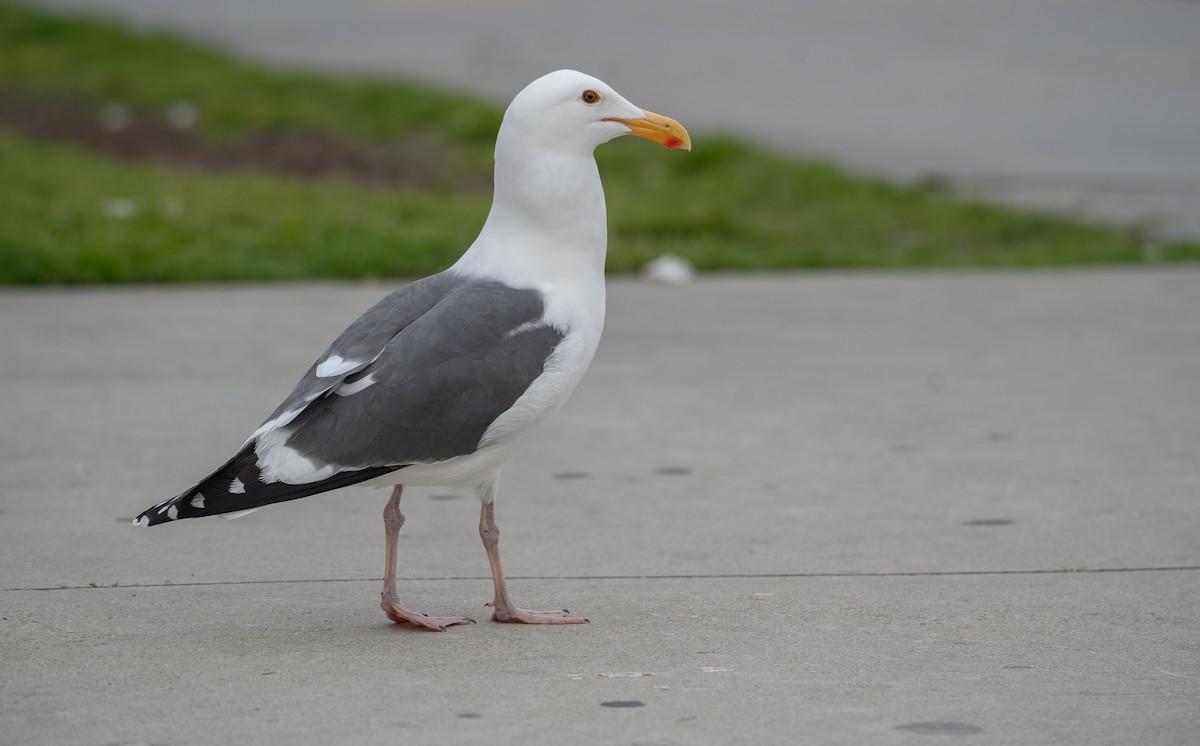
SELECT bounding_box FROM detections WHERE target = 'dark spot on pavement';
[895,721,983,735]
[428,494,463,501]
[601,700,645,708]
[456,712,481,719]
[554,472,591,480]
[963,519,1014,526]
[986,431,1014,441]
[655,467,691,476]
[1003,665,1034,669]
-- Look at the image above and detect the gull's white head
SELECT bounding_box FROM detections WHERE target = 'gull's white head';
[498,69,691,156]
[459,69,690,283]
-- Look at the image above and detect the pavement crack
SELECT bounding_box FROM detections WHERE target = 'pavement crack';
[6,564,1198,592]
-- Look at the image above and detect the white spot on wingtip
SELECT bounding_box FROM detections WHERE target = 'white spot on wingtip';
[167,504,179,520]
[229,478,245,494]
[190,493,206,508]
[133,516,149,527]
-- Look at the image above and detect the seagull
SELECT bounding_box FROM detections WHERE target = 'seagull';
[133,70,690,630]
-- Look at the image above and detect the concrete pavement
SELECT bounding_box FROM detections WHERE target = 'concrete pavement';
[2,272,1199,743]
[4,4,1200,740]
[34,0,1200,240]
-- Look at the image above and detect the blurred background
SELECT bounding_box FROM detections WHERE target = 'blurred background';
[3,0,1199,282]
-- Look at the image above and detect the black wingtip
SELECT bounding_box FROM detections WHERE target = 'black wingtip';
[132,500,180,527]
[132,445,404,528]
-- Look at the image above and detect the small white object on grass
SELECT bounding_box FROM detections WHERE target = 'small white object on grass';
[642,253,695,285]
[100,197,137,220]
[166,99,199,130]
[98,103,132,132]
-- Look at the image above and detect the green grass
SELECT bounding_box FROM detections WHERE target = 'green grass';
[1,1,1196,283]
[0,130,489,282]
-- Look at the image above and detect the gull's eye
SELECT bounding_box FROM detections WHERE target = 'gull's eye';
[581,89,601,105]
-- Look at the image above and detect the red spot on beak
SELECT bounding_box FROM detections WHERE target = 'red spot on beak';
[663,136,684,149]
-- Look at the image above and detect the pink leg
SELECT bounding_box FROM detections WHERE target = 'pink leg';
[380,485,473,631]
[479,501,587,624]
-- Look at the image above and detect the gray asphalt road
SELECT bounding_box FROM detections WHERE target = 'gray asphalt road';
[3,272,1199,743]
[35,0,1200,239]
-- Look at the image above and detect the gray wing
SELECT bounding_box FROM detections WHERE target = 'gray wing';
[252,271,465,435]
[283,277,564,466]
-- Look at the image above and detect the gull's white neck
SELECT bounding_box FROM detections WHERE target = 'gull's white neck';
[453,130,609,292]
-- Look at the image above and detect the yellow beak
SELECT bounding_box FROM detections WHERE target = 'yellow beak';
[605,110,692,151]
